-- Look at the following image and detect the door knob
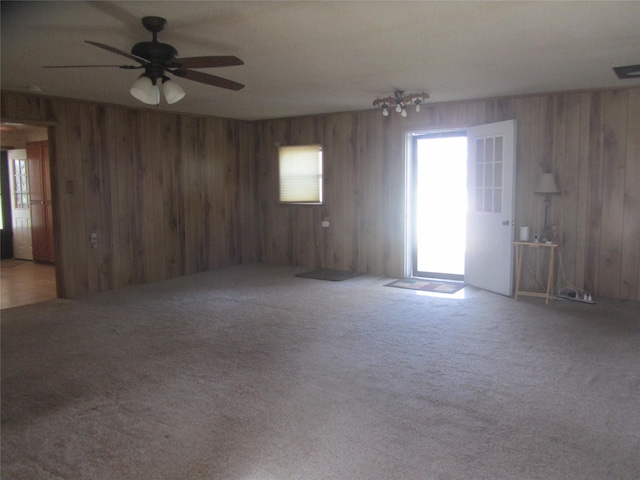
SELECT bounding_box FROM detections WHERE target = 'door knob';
[502,220,511,226]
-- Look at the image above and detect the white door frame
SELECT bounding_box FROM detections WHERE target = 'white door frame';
[404,128,465,278]
[407,130,467,280]
[404,120,516,297]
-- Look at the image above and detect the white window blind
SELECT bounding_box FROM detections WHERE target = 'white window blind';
[279,145,323,204]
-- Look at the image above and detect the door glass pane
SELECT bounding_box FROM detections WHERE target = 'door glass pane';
[13,159,29,209]
[494,162,502,187]
[473,135,504,213]
[494,188,502,213]
[476,188,483,212]
[476,139,484,163]
[476,165,484,187]
[484,163,493,187]
[484,188,493,212]
[495,137,503,162]
[484,138,494,164]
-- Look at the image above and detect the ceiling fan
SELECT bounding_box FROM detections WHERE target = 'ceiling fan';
[44,16,244,105]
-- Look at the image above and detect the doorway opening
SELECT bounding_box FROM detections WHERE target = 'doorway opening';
[410,131,467,281]
[1,123,57,308]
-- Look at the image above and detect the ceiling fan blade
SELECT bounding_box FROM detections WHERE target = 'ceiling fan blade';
[172,69,244,91]
[167,56,244,69]
[43,64,141,69]
[85,41,149,65]
[613,64,640,79]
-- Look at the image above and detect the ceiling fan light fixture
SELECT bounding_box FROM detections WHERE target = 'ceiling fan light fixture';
[130,75,160,105]
[46,16,244,105]
[162,77,186,104]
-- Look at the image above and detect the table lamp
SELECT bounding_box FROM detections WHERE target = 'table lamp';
[535,172,560,236]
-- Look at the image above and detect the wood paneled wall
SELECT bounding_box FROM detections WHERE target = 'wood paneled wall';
[2,87,639,300]
[252,88,640,300]
[1,93,256,298]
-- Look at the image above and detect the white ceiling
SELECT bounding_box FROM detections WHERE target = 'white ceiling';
[1,1,639,121]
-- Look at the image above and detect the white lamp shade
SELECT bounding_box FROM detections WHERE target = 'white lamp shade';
[163,79,185,104]
[130,76,160,105]
[535,173,560,194]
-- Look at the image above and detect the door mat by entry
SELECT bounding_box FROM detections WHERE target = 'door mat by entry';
[385,278,465,294]
[296,269,364,281]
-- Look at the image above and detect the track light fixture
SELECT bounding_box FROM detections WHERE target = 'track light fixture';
[373,90,429,117]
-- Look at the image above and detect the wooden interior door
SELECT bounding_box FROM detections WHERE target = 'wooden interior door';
[42,142,54,262]
[27,141,54,263]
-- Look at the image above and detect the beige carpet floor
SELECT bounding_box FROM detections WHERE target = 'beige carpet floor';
[1,263,639,479]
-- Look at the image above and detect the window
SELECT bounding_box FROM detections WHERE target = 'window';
[474,136,503,213]
[279,144,323,204]
[13,159,29,210]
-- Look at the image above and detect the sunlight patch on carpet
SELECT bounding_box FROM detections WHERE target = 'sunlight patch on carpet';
[385,278,465,294]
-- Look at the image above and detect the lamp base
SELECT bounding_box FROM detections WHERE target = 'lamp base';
[541,224,559,244]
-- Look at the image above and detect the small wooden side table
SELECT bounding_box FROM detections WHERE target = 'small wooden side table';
[513,241,558,304]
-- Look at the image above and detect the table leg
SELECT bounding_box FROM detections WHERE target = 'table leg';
[514,244,523,301]
[545,246,556,304]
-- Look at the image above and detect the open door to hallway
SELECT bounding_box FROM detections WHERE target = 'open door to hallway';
[1,124,57,306]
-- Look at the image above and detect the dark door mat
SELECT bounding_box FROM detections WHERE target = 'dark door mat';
[296,269,364,281]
